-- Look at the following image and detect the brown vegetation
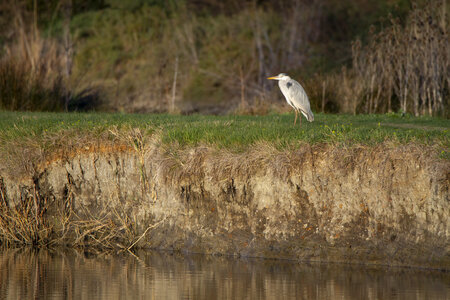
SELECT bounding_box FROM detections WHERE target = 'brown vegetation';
[0,179,51,246]
[0,173,156,249]
[3,1,445,115]
[0,2,67,111]
[345,1,448,116]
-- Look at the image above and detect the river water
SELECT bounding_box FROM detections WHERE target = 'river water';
[0,248,448,299]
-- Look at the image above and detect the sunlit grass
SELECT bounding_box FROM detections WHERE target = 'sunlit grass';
[0,111,448,151]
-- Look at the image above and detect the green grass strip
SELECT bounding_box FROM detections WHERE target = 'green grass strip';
[0,111,448,152]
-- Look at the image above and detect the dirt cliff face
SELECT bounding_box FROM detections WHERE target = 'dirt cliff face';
[1,141,449,269]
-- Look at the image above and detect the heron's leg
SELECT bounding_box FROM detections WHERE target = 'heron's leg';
[294,110,298,126]
[299,112,302,127]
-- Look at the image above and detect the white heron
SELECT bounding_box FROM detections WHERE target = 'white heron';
[268,73,314,126]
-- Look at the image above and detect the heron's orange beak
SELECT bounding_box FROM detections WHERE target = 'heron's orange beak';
[267,76,277,80]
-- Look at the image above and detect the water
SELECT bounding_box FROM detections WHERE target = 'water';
[0,248,448,300]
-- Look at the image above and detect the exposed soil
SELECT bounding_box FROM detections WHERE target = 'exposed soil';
[1,141,449,269]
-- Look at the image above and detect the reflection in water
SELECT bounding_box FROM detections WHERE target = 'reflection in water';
[0,248,448,299]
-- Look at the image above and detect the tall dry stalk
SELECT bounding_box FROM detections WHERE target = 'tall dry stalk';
[0,185,51,246]
[62,0,73,111]
[0,1,68,111]
[170,55,179,113]
[348,1,449,116]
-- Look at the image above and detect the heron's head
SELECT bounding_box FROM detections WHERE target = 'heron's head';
[267,73,290,81]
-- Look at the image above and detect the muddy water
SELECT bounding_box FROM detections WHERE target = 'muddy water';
[0,248,448,299]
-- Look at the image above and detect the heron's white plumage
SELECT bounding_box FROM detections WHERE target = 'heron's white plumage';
[268,73,314,124]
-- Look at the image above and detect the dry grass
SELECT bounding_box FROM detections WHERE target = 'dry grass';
[306,1,449,116]
[0,128,129,182]
[0,1,102,112]
[0,3,68,111]
[0,177,162,250]
[342,1,449,116]
[149,136,448,190]
[0,182,51,246]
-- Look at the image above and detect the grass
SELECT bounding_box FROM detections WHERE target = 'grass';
[0,111,448,152]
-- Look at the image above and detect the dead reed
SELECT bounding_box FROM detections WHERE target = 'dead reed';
[344,1,448,116]
[0,180,159,250]
[0,181,51,246]
[0,1,71,111]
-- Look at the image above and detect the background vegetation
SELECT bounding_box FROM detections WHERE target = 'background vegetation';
[0,0,448,116]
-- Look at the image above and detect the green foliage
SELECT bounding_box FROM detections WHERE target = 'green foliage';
[70,5,174,111]
[104,0,172,11]
[1,0,445,114]
[182,72,225,104]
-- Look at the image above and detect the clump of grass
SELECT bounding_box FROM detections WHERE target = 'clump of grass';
[0,1,102,112]
[0,181,52,246]
[0,4,67,112]
[0,176,162,249]
[0,58,66,111]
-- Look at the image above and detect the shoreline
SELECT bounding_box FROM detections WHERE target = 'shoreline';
[1,139,448,270]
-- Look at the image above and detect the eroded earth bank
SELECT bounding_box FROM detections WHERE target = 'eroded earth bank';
[1,139,449,269]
